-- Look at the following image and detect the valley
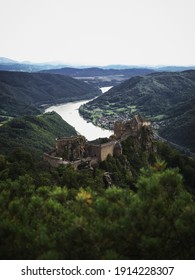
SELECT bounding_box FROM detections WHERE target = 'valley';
[45,87,113,141]
[0,71,101,120]
[1,67,195,154]
[0,65,195,260]
[79,70,195,153]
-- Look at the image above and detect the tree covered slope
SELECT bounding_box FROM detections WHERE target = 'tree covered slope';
[80,70,195,152]
[0,71,101,117]
[0,111,77,156]
[85,70,195,114]
[0,138,195,259]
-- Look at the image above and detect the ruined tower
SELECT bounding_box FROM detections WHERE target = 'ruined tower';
[114,114,147,140]
[56,135,86,161]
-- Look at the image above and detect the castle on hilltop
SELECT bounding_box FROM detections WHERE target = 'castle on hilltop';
[43,114,152,169]
[114,114,151,140]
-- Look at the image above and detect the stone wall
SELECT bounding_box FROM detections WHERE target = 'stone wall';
[43,153,67,168]
[86,141,119,162]
[56,135,86,161]
[100,141,117,161]
[86,143,101,161]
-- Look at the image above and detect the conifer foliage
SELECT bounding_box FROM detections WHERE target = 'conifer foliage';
[0,143,195,260]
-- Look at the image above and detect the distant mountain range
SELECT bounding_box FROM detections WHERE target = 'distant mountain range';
[1,56,195,88]
[80,70,195,152]
[40,67,155,76]
[0,57,18,64]
[0,57,69,72]
[1,57,195,71]
[40,67,156,87]
[0,71,100,117]
[155,66,195,72]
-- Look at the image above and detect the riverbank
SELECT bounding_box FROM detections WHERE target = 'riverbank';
[45,87,113,141]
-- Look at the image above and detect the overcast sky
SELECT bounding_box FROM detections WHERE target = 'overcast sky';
[0,0,194,66]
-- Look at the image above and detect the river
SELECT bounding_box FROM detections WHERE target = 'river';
[45,87,113,140]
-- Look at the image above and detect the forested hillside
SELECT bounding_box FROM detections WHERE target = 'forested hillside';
[0,71,100,118]
[0,109,195,260]
[0,136,195,259]
[80,70,195,152]
[0,112,77,156]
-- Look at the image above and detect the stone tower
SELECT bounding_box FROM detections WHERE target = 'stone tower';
[114,114,147,140]
[56,135,86,161]
[114,121,123,140]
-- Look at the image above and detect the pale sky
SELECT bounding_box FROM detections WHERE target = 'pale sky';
[0,0,195,66]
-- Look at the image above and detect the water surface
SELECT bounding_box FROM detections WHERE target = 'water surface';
[45,87,113,140]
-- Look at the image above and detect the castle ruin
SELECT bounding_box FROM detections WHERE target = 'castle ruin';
[114,114,151,140]
[43,114,152,169]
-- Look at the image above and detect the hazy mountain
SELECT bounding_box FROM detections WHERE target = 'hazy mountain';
[0,71,100,117]
[0,62,69,72]
[0,57,70,72]
[156,66,195,72]
[41,67,154,76]
[80,70,195,152]
[101,65,140,69]
[0,57,18,64]
[41,67,155,87]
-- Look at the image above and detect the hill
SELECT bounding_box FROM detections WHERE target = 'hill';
[79,70,195,152]
[0,71,100,118]
[158,98,195,152]
[0,57,18,64]
[156,66,195,71]
[0,128,195,259]
[41,67,155,87]
[0,111,77,156]
[41,67,154,77]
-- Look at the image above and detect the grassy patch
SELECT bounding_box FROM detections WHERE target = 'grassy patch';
[115,108,127,113]
[153,114,167,120]
[129,105,137,113]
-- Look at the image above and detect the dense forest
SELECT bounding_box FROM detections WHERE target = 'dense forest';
[0,121,195,259]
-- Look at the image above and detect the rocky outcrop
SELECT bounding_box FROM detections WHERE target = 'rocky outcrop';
[114,114,153,156]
